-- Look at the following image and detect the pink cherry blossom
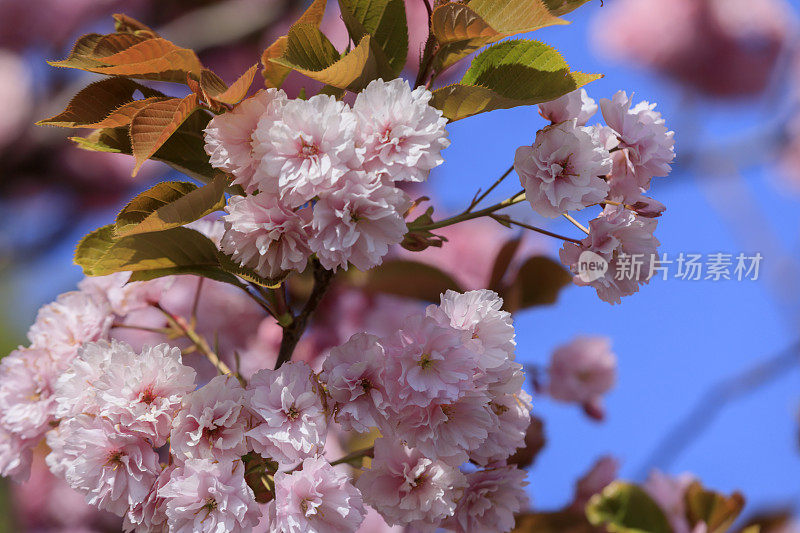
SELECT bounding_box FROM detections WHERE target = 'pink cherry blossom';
[0,347,59,441]
[515,120,612,218]
[442,466,529,533]
[254,93,360,206]
[547,336,617,419]
[643,470,698,533]
[310,172,411,272]
[427,289,515,369]
[600,91,675,188]
[559,206,660,304]
[272,455,366,533]
[539,89,598,126]
[27,291,112,362]
[353,78,449,183]
[0,425,33,482]
[159,458,261,533]
[50,415,160,517]
[320,333,388,433]
[382,314,477,408]
[356,438,465,531]
[124,464,174,533]
[247,361,327,469]
[205,88,288,193]
[53,340,120,420]
[94,343,197,447]
[78,272,170,317]
[571,456,620,511]
[470,390,533,466]
[221,193,313,279]
[170,374,249,462]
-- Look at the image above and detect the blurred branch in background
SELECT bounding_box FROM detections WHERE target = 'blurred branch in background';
[637,341,800,477]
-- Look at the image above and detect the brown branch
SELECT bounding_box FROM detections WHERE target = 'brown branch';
[274,260,335,369]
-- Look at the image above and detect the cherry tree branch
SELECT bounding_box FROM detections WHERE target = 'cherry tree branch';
[275,260,335,369]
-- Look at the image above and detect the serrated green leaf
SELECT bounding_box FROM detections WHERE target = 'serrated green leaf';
[271,24,389,92]
[338,0,408,75]
[586,482,672,533]
[431,39,601,121]
[76,225,284,289]
[115,175,227,237]
[431,0,566,72]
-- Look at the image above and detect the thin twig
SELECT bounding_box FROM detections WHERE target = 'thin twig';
[493,215,584,245]
[275,260,335,369]
[330,446,375,467]
[562,213,590,235]
[412,191,527,232]
[636,342,800,478]
[156,304,237,379]
[467,165,516,212]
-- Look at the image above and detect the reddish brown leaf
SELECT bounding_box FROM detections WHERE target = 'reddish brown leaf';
[201,64,258,105]
[93,38,203,82]
[49,33,106,70]
[37,78,165,128]
[130,95,201,176]
[91,32,152,57]
[261,0,327,88]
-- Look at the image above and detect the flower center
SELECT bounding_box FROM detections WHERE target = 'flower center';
[140,386,156,404]
[418,353,434,369]
[300,139,319,157]
[286,405,300,421]
[105,449,126,467]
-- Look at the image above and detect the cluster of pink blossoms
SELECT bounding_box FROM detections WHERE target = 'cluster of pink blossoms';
[204,78,449,275]
[0,282,531,532]
[516,89,676,303]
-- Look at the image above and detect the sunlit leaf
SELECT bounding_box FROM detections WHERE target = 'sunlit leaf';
[272,24,389,92]
[431,39,601,121]
[200,64,258,105]
[115,175,227,237]
[684,482,746,533]
[130,95,200,176]
[586,482,671,533]
[37,77,165,128]
[261,0,328,88]
[112,13,158,35]
[542,0,593,16]
[338,0,408,75]
[432,0,566,72]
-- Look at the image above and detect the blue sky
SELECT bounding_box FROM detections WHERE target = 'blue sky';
[5,0,800,519]
[429,2,800,514]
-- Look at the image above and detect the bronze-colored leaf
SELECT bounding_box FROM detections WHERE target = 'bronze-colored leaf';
[488,236,523,291]
[346,259,463,303]
[503,256,572,311]
[112,13,158,35]
[513,510,596,533]
[684,481,746,533]
[201,64,258,105]
[37,77,165,128]
[92,38,203,82]
[129,95,200,176]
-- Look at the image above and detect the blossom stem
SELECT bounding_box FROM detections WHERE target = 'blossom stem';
[156,304,236,379]
[412,190,527,232]
[492,215,584,245]
[467,164,515,212]
[330,446,374,467]
[274,260,335,369]
[562,213,590,235]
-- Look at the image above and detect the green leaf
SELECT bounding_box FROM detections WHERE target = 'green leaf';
[431,39,601,121]
[261,0,328,88]
[502,256,572,311]
[684,482,745,533]
[338,0,408,75]
[542,0,593,16]
[115,175,227,237]
[271,24,389,92]
[431,0,566,72]
[346,259,463,303]
[69,109,216,183]
[586,482,672,533]
[76,225,284,289]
